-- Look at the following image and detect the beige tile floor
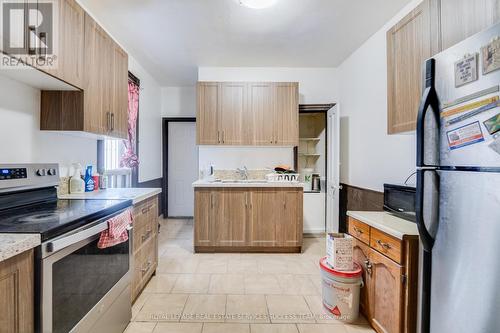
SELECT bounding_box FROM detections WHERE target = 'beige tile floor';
[125,218,375,333]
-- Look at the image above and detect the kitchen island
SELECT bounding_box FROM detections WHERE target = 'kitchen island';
[193,180,303,253]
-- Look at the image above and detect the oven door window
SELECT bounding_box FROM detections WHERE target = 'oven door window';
[51,237,129,333]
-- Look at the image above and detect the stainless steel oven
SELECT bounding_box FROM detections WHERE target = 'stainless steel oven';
[38,209,132,333]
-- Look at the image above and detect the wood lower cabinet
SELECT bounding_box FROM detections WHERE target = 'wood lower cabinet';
[0,250,34,333]
[196,82,299,146]
[349,217,418,333]
[194,187,303,252]
[131,195,159,302]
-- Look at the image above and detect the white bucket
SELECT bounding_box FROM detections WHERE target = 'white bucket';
[319,257,363,323]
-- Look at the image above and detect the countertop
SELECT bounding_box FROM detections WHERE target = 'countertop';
[347,211,418,240]
[193,180,305,188]
[58,188,162,204]
[0,234,40,262]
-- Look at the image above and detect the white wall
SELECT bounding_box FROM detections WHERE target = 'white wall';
[337,0,422,192]
[128,56,163,182]
[161,86,196,117]
[0,75,97,173]
[198,67,339,104]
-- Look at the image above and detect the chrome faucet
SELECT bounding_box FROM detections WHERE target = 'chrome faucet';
[236,166,249,180]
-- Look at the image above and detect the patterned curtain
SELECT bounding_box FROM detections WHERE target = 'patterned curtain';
[120,80,140,168]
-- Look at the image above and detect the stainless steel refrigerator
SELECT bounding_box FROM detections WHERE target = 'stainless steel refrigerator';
[416,23,500,333]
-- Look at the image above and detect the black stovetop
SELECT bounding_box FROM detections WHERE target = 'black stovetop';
[0,198,132,241]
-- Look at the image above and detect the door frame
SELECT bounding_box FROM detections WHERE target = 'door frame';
[296,103,336,233]
[162,117,197,217]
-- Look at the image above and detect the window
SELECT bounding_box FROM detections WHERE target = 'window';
[103,139,125,171]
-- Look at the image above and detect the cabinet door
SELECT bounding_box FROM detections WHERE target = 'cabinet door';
[368,248,404,333]
[83,14,108,135]
[0,250,34,333]
[111,43,129,139]
[277,190,302,246]
[194,190,213,246]
[214,190,248,246]
[387,1,431,134]
[197,82,220,144]
[439,0,500,50]
[352,238,371,320]
[37,0,84,89]
[248,82,276,145]
[275,83,299,146]
[249,189,281,246]
[220,82,246,145]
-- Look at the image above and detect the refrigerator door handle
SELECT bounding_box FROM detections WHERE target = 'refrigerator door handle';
[415,169,436,252]
[417,58,441,168]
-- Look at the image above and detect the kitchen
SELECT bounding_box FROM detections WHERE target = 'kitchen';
[0,1,499,333]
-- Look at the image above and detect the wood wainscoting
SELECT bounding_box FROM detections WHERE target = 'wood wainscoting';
[339,183,384,233]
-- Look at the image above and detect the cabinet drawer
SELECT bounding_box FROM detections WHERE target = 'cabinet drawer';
[348,217,370,244]
[133,235,157,294]
[133,196,158,231]
[133,219,157,254]
[370,228,402,264]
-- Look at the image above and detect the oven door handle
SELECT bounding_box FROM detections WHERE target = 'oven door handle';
[46,210,132,253]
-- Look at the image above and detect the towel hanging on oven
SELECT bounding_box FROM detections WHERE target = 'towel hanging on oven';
[97,209,133,249]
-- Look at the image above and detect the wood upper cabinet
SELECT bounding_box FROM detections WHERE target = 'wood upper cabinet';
[387,0,432,134]
[438,0,500,51]
[220,83,247,145]
[111,43,129,139]
[36,0,85,89]
[40,12,129,139]
[275,82,299,146]
[248,82,276,145]
[0,250,34,333]
[196,82,299,146]
[197,82,221,145]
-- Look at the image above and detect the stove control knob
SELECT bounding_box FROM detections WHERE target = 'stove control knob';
[47,169,57,176]
[36,169,46,176]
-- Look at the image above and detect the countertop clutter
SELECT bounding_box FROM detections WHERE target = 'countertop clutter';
[58,188,162,204]
[0,234,40,262]
[347,210,418,240]
[192,180,304,188]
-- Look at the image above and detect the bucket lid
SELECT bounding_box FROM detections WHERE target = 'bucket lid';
[319,257,362,278]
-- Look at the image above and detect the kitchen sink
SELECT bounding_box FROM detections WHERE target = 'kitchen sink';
[219,179,268,184]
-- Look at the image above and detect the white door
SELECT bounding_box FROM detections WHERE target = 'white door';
[168,122,198,217]
[326,105,340,233]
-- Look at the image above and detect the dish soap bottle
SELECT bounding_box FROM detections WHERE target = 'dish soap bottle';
[84,166,95,192]
[69,164,85,194]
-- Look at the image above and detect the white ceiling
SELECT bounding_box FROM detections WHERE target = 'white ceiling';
[79,0,411,86]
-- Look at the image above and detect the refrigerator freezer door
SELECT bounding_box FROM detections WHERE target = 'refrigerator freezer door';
[434,23,500,168]
[430,170,500,333]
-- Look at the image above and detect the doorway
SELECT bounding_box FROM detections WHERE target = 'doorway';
[162,118,198,218]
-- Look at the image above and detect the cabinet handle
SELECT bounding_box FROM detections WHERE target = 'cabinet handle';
[141,260,152,274]
[222,130,225,143]
[111,113,115,131]
[38,32,47,60]
[245,194,248,208]
[106,112,111,131]
[28,25,36,55]
[142,228,153,242]
[217,131,220,143]
[142,206,150,214]
[364,259,372,276]
[376,239,391,250]
[353,227,364,235]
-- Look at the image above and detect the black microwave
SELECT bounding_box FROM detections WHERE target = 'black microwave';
[383,183,416,222]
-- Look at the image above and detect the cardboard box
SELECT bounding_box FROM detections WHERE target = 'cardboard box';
[326,233,353,271]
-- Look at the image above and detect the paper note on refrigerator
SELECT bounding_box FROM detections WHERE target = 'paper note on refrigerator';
[447,121,485,150]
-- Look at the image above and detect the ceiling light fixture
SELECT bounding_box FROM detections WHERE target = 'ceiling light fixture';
[238,0,278,9]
